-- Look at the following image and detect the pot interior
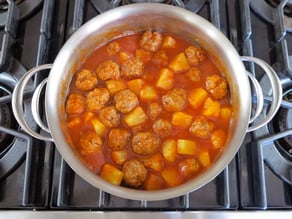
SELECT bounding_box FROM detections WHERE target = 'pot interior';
[46,3,251,200]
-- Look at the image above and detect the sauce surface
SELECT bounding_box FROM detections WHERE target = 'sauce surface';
[65,31,232,190]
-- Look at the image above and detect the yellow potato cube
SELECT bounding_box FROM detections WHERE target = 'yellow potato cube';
[140,85,158,100]
[161,167,183,187]
[106,80,127,94]
[110,150,127,165]
[162,35,176,48]
[84,112,95,122]
[100,163,124,186]
[162,139,177,162]
[127,79,144,95]
[136,49,152,63]
[211,129,227,149]
[141,153,164,171]
[156,68,174,90]
[91,118,107,136]
[220,107,232,122]
[171,112,193,128]
[124,106,147,127]
[202,97,221,117]
[168,52,190,73]
[199,151,211,167]
[188,88,208,110]
[177,139,197,155]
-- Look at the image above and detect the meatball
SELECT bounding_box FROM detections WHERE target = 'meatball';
[121,57,143,78]
[75,69,98,91]
[96,60,120,81]
[99,106,120,128]
[86,88,110,112]
[152,50,168,65]
[114,89,139,113]
[189,115,215,138]
[108,128,131,150]
[186,67,201,82]
[162,88,187,112]
[107,41,121,56]
[184,45,206,66]
[140,31,163,52]
[152,119,172,136]
[147,102,162,120]
[65,93,86,115]
[123,159,147,188]
[132,132,160,155]
[79,131,103,155]
[205,74,228,99]
[179,158,200,179]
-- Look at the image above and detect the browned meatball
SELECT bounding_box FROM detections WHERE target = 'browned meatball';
[184,45,206,66]
[189,115,215,138]
[96,60,120,81]
[179,158,200,179]
[162,88,187,112]
[123,159,147,188]
[132,132,160,155]
[186,67,201,82]
[121,57,143,78]
[107,41,121,56]
[86,88,110,112]
[114,89,139,113]
[152,119,172,136]
[152,50,168,65]
[108,128,131,150]
[65,93,86,115]
[79,131,103,155]
[205,74,228,99]
[99,106,120,128]
[75,69,98,91]
[140,31,163,52]
[147,102,162,120]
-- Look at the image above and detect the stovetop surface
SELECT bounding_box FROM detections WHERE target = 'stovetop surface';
[0,0,292,212]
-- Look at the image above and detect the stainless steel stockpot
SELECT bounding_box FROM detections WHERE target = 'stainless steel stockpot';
[12,3,282,201]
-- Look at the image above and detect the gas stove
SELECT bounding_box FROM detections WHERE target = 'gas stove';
[0,0,291,217]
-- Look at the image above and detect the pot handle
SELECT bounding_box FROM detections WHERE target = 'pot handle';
[241,56,282,132]
[12,64,54,142]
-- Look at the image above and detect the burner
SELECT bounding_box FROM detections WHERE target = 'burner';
[272,88,292,159]
[0,0,43,27]
[0,83,16,153]
[266,0,292,17]
[123,0,171,3]
[250,0,292,33]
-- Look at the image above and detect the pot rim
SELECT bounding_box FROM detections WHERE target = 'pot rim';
[46,3,251,201]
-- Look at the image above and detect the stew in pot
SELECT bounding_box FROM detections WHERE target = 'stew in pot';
[65,31,232,190]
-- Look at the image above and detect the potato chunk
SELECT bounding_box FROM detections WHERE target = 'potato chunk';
[100,163,124,186]
[162,35,176,48]
[211,129,227,149]
[202,97,221,117]
[156,68,174,90]
[124,106,147,127]
[91,118,107,136]
[177,139,197,155]
[127,79,144,95]
[168,52,190,73]
[220,107,232,122]
[161,167,183,187]
[188,88,208,110]
[106,79,127,94]
[141,153,164,171]
[162,139,177,162]
[140,85,158,101]
[171,112,193,128]
[199,151,211,167]
[110,150,128,165]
